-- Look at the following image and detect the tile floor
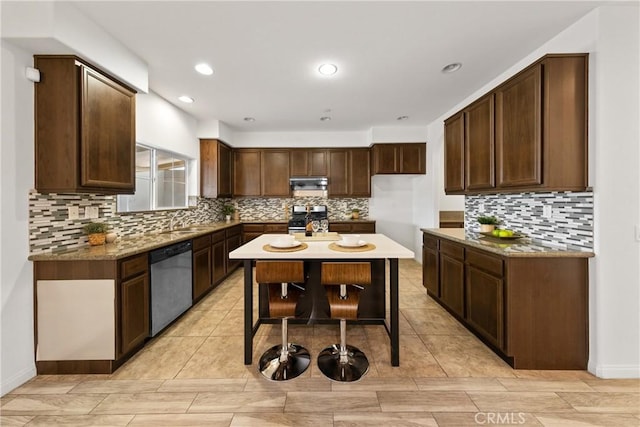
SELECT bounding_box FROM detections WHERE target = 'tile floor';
[2,260,639,426]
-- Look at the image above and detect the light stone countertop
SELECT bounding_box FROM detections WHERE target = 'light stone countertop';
[421,228,594,258]
[229,233,414,260]
[28,221,243,262]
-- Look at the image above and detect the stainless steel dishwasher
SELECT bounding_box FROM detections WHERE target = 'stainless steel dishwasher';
[149,241,193,336]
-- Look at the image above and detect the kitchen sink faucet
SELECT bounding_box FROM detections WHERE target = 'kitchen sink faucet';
[169,211,182,231]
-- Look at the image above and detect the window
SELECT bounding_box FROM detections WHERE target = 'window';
[117,145,190,213]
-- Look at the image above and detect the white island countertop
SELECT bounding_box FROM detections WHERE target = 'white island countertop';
[229,233,414,260]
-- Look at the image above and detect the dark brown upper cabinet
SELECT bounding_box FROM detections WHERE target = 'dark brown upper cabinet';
[372,143,426,175]
[290,149,328,177]
[233,149,261,196]
[327,148,371,198]
[465,95,495,191]
[444,113,465,194]
[261,149,291,196]
[34,55,136,194]
[200,139,232,198]
[233,149,290,197]
[444,53,588,195]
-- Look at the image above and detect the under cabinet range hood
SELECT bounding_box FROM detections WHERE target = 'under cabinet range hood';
[290,177,328,197]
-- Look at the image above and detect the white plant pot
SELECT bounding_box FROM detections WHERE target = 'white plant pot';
[480,224,495,233]
[225,215,231,222]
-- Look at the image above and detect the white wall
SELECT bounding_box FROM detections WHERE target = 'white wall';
[1,1,148,93]
[591,5,640,378]
[1,41,37,395]
[424,5,640,378]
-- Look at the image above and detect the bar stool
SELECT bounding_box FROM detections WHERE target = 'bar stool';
[318,262,371,382]
[256,260,310,381]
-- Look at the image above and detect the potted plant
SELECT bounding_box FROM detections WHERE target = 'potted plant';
[351,208,360,220]
[222,204,235,222]
[477,215,500,233]
[82,222,109,246]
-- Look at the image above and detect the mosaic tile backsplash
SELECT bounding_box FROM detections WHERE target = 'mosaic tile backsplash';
[28,191,368,253]
[465,191,593,250]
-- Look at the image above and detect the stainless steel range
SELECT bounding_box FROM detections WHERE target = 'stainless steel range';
[287,205,328,234]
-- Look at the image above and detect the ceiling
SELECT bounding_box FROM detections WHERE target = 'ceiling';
[71,1,602,133]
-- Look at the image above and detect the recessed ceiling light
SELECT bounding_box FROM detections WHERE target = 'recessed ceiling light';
[441,62,462,73]
[195,63,214,75]
[320,116,332,121]
[397,115,409,121]
[318,63,338,76]
[178,95,194,103]
[243,117,256,122]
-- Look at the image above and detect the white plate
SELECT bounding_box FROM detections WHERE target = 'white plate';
[270,240,301,249]
[336,240,367,248]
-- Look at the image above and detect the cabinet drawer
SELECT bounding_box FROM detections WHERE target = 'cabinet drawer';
[193,234,212,251]
[243,224,264,233]
[329,223,351,233]
[352,223,375,233]
[440,240,464,260]
[212,230,226,243]
[264,223,287,233]
[466,249,503,277]
[423,234,438,250]
[120,253,148,280]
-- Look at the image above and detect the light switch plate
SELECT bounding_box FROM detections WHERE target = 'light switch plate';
[68,206,79,220]
[543,205,552,218]
[636,225,640,242]
[84,206,99,219]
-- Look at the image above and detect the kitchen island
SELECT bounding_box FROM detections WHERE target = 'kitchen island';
[228,233,414,366]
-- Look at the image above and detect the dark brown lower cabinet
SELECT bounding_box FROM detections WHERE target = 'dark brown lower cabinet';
[212,231,227,284]
[465,250,504,350]
[439,241,465,317]
[119,272,149,357]
[193,234,213,302]
[422,235,439,297]
[422,231,589,370]
[225,225,243,272]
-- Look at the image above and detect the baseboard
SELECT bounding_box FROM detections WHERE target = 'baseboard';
[591,363,640,379]
[1,365,36,396]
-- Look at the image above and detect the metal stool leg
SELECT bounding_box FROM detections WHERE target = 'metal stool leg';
[317,319,369,382]
[259,317,310,381]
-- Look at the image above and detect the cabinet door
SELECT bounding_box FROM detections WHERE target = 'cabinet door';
[328,149,349,197]
[212,239,227,284]
[349,148,371,196]
[495,65,542,188]
[290,149,328,176]
[218,143,233,197]
[81,65,136,191]
[372,144,398,174]
[120,273,149,356]
[440,254,464,317]
[328,222,351,233]
[444,113,465,193]
[261,150,290,196]
[466,265,504,349]
[422,235,439,296]
[465,95,495,190]
[193,246,212,301]
[233,150,261,196]
[399,144,426,174]
[225,234,242,273]
[200,139,232,198]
